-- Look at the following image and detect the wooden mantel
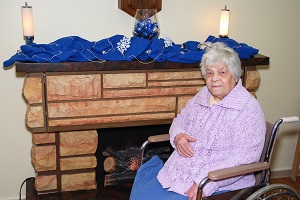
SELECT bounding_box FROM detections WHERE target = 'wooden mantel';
[16,54,269,73]
[16,54,269,194]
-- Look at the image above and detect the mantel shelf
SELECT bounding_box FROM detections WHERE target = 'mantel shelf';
[15,54,269,73]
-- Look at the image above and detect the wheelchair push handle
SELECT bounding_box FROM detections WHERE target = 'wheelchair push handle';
[280,116,299,124]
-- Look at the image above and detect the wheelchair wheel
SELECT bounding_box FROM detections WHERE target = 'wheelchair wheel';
[246,184,300,200]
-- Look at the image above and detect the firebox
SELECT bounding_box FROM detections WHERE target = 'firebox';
[96,124,172,187]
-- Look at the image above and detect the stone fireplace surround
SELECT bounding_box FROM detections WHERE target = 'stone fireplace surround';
[15,54,269,194]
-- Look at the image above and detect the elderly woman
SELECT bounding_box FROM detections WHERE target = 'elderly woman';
[130,42,266,200]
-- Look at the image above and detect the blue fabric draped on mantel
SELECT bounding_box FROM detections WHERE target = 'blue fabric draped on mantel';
[3,35,259,67]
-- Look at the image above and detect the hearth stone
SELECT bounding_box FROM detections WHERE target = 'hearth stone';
[26,177,132,200]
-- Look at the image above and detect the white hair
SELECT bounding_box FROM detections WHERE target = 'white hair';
[200,42,242,79]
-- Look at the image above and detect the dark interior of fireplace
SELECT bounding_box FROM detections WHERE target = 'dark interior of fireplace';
[96,124,173,188]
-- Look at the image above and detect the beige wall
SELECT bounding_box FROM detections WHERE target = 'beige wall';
[0,0,299,199]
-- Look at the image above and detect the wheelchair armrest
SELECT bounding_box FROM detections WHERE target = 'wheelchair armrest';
[139,134,170,165]
[208,162,270,181]
[148,134,170,143]
[197,162,270,200]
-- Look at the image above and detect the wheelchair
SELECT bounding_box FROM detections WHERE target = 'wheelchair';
[139,116,300,200]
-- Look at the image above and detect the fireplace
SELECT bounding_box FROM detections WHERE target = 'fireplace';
[15,55,269,194]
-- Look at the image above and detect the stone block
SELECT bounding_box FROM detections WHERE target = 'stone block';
[245,70,260,90]
[60,156,97,171]
[26,106,45,128]
[23,76,43,104]
[49,113,175,127]
[46,74,101,101]
[61,172,96,192]
[103,86,202,98]
[48,97,175,118]
[31,145,56,171]
[103,73,146,88]
[148,79,205,87]
[177,95,194,114]
[35,175,57,192]
[32,133,55,144]
[148,71,202,80]
[60,130,97,156]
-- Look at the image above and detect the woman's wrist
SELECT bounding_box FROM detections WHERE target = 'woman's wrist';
[174,133,187,146]
[174,133,183,145]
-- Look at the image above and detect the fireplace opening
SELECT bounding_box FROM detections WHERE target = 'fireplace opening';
[95,124,172,188]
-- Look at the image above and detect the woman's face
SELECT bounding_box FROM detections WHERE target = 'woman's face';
[205,62,238,102]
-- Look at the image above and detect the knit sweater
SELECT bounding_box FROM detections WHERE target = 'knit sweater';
[157,79,266,196]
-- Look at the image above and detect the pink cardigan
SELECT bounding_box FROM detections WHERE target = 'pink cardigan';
[157,80,266,196]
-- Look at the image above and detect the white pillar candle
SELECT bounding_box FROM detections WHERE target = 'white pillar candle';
[21,2,34,37]
[219,5,230,38]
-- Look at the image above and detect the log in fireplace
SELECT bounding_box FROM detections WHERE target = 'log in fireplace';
[15,55,269,194]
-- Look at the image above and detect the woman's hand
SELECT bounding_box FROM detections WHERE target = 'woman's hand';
[185,183,206,200]
[184,183,199,200]
[174,133,196,158]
